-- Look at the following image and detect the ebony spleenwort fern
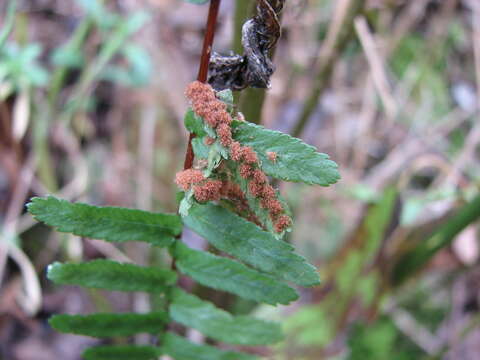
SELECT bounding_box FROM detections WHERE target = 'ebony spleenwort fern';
[26,83,339,358]
[26,1,340,359]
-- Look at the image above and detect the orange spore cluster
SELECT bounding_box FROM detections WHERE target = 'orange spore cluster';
[220,181,262,227]
[253,169,267,184]
[193,179,223,202]
[261,197,283,215]
[220,180,243,199]
[243,147,258,164]
[262,185,276,199]
[217,123,232,147]
[175,169,222,203]
[239,164,253,179]
[267,151,277,163]
[248,181,264,197]
[184,81,291,233]
[230,141,243,161]
[175,169,205,191]
[274,215,291,233]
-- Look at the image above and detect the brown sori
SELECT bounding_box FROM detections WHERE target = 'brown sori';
[180,81,291,233]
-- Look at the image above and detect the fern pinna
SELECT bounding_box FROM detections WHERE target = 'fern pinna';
[27,1,340,359]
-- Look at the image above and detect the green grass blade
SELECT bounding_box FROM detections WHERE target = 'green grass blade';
[170,288,283,345]
[0,0,16,50]
[391,194,480,286]
[161,332,258,360]
[27,196,181,247]
[173,241,298,305]
[183,203,320,286]
[47,260,177,293]
[49,312,168,337]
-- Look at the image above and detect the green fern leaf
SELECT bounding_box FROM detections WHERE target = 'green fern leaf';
[233,121,340,186]
[161,332,258,360]
[185,109,207,137]
[47,260,177,293]
[227,160,292,237]
[49,312,168,337]
[183,203,320,287]
[27,196,182,247]
[192,137,210,159]
[173,241,298,305]
[170,288,283,345]
[83,345,160,360]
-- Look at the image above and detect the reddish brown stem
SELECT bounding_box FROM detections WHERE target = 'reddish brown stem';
[183,132,196,170]
[197,0,222,83]
[183,0,222,170]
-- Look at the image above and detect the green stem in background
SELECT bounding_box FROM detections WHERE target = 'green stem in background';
[291,0,366,137]
[35,18,92,192]
[35,11,145,191]
[233,0,253,54]
[3,2,58,191]
[232,0,253,105]
[61,12,147,124]
[236,0,280,125]
[33,101,58,191]
[290,60,334,138]
[0,0,16,50]
[48,18,92,108]
[391,194,480,286]
[239,88,267,125]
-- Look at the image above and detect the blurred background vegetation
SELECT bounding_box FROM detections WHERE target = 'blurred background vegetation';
[1,0,480,359]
